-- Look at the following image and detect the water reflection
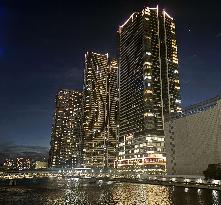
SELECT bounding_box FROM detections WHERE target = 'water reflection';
[212,190,220,205]
[0,180,219,205]
[111,183,171,204]
[184,187,189,192]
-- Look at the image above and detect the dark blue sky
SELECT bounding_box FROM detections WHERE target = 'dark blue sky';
[0,0,221,147]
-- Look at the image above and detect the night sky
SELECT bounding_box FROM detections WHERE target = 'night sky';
[0,0,221,148]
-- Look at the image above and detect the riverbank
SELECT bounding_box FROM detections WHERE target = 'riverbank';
[1,173,221,191]
[109,177,221,191]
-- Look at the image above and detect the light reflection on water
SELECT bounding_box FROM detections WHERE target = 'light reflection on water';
[212,190,220,205]
[112,183,171,205]
[0,180,220,205]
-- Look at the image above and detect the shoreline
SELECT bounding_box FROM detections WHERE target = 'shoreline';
[108,177,221,191]
[0,176,221,191]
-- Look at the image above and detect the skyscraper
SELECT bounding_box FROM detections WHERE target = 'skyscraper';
[49,89,83,168]
[117,6,181,173]
[83,52,118,168]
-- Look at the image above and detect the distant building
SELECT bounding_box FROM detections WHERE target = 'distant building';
[83,52,118,168]
[49,89,83,168]
[35,161,48,169]
[117,6,181,174]
[16,158,31,170]
[165,96,221,175]
[3,159,15,170]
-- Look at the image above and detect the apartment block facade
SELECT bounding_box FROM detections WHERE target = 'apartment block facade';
[49,89,83,168]
[117,6,181,173]
[83,52,118,168]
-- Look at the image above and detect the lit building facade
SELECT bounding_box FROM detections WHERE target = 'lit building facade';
[35,161,48,169]
[49,89,83,168]
[3,159,15,170]
[83,52,118,168]
[16,158,31,170]
[117,6,181,173]
[165,96,221,175]
[3,158,31,170]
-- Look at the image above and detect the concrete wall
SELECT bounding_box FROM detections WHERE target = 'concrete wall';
[165,100,221,175]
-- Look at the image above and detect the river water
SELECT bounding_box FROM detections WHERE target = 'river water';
[0,180,220,205]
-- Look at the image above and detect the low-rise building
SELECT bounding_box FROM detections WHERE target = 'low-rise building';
[16,158,31,170]
[3,159,15,170]
[34,161,48,169]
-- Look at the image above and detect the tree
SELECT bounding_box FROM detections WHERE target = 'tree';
[203,164,221,180]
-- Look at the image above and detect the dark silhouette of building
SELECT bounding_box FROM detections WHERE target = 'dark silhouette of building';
[165,96,221,175]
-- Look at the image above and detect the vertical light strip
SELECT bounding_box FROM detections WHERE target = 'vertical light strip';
[163,10,171,113]
[157,6,165,131]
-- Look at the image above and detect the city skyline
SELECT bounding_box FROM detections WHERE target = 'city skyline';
[1,0,221,147]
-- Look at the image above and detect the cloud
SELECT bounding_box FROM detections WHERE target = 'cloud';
[0,143,49,164]
[0,139,47,152]
[216,33,221,38]
[0,139,15,151]
[44,66,83,83]
[0,139,13,161]
[64,67,82,79]
[47,66,83,91]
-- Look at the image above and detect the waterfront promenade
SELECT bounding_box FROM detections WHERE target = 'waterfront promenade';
[0,170,221,191]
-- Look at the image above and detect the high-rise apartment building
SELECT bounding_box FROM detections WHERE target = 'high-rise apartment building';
[49,89,83,168]
[117,6,181,173]
[83,52,118,168]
